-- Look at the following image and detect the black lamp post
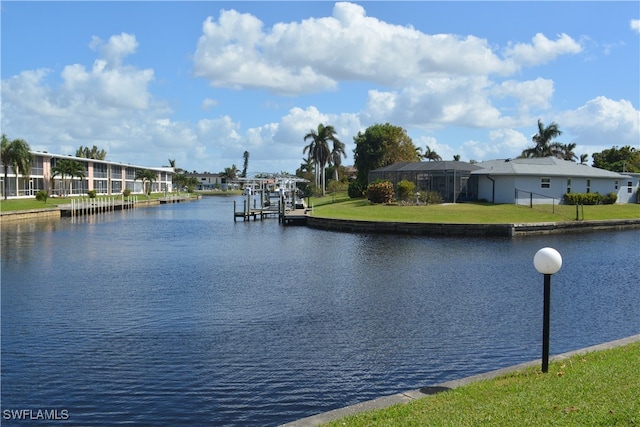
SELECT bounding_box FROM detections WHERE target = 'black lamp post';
[533,247,562,373]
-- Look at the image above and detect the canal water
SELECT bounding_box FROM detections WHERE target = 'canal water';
[2,196,639,426]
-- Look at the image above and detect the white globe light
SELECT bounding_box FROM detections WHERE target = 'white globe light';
[534,247,563,275]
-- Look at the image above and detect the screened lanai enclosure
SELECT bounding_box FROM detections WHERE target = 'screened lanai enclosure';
[368,161,482,203]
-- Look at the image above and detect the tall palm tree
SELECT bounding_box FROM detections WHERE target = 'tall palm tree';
[242,151,250,178]
[135,169,156,197]
[520,119,563,158]
[329,137,346,182]
[1,134,33,199]
[51,158,85,196]
[423,145,442,161]
[303,124,340,196]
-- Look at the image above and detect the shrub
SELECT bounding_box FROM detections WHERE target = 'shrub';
[87,190,97,198]
[123,188,131,197]
[601,192,617,205]
[419,191,442,205]
[35,190,48,203]
[348,181,365,198]
[396,180,416,202]
[563,192,617,205]
[367,180,394,204]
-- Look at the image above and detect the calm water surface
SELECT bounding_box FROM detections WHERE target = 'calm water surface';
[2,196,639,425]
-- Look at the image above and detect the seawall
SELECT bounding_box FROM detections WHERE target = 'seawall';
[307,217,640,237]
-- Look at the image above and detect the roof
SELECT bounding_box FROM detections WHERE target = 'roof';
[472,157,631,179]
[371,161,482,173]
[31,150,174,173]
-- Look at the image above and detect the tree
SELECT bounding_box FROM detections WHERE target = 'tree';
[135,169,156,196]
[453,154,461,161]
[242,151,250,178]
[220,165,238,188]
[51,159,85,196]
[76,145,106,160]
[558,143,577,161]
[592,146,640,173]
[303,124,341,196]
[520,119,563,158]
[329,136,346,182]
[1,134,33,200]
[423,145,442,161]
[352,123,420,191]
[579,154,589,165]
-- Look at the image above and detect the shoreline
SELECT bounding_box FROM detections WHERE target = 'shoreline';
[280,334,640,427]
[2,200,639,236]
[307,216,640,236]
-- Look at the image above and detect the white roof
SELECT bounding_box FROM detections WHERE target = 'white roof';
[473,157,631,179]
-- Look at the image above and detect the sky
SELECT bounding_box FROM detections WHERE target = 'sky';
[1,1,639,176]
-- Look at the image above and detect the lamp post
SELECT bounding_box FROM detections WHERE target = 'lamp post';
[533,247,563,373]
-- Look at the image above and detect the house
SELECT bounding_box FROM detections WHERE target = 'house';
[472,157,639,204]
[0,151,174,199]
[367,157,639,204]
[368,161,482,202]
[185,172,224,190]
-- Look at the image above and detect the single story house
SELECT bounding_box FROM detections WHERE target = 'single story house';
[1,151,174,199]
[473,157,639,204]
[368,161,482,202]
[368,157,639,204]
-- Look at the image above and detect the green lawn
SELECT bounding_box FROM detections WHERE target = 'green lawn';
[310,197,640,223]
[0,192,176,212]
[324,341,640,427]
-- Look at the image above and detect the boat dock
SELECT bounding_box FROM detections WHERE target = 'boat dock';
[59,195,198,217]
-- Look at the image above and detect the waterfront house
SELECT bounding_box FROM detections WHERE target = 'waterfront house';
[472,157,639,204]
[0,151,174,199]
[368,157,639,204]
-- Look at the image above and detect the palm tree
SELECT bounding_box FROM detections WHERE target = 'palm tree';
[520,119,563,158]
[579,153,589,165]
[558,143,577,161]
[242,151,249,178]
[51,158,85,196]
[329,137,346,182]
[76,145,106,160]
[303,124,340,196]
[1,134,33,199]
[453,154,461,161]
[422,145,442,161]
[135,169,156,197]
[220,165,238,189]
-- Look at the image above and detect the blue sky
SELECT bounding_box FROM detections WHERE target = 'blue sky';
[2,1,639,175]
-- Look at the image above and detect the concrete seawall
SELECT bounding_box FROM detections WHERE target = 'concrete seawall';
[307,217,640,237]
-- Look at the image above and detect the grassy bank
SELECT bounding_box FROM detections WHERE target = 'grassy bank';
[0,192,196,212]
[310,197,640,223]
[325,341,640,426]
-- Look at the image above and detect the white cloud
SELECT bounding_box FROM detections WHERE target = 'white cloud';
[493,78,554,113]
[504,33,582,67]
[194,2,584,96]
[89,33,138,68]
[559,96,640,147]
[631,19,640,33]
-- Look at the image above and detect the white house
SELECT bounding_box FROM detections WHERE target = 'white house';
[473,157,639,204]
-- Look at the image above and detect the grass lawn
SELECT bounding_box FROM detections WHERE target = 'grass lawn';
[0,192,180,212]
[310,196,640,224]
[324,341,640,427]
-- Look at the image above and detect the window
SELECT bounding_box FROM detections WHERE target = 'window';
[614,180,619,190]
[541,177,550,189]
[628,181,634,194]
[566,178,572,194]
[586,179,591,193]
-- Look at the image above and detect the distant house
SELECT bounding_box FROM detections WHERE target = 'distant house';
[186,172,224,190]
[472,157,639,204]
[367,157,640,204]
[368,161,482,202]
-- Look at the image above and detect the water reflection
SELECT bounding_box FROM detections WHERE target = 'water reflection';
[1,197,639,426]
